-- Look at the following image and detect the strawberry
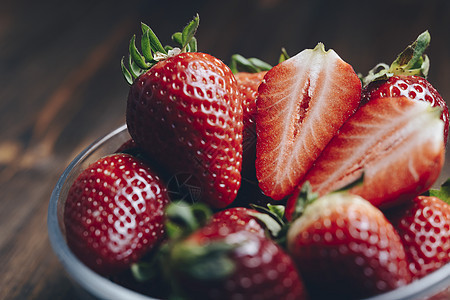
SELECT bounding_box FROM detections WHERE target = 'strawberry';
[291,96,445,209]
[386,195,450,280]
[166,205,308,300]
[361,31,449,144]
[64,153,170,275]
[235,71,267,178]
[287,191,411,299]
[123,16,243,208]
[255,43,362,200]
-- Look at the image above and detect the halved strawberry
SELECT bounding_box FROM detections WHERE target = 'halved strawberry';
[287,192,411,299]
[386,195,450,280]
[294,96,444,208]
[64,153,170,275]
[256,43,362,200]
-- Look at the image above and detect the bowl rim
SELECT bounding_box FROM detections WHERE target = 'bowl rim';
[48,124,450,300]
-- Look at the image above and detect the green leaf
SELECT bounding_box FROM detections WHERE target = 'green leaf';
[140,28,153,62]
[128,54,144,79]
[427,178,450,204]
[141,22,167,54]
[181,14,200,49]
[230,54,259,73]
[248,211,283,238]
[171,241,236,281]
[291,182,318,221]
[131,261,157,282]
[229,54,272,74]
[129,35,149,69]
[121,57,133,85]
[165,201,212,239]
[248,57,272,71]
[188,36,197,52]
[171,32,183,48]
[279,47,290,63]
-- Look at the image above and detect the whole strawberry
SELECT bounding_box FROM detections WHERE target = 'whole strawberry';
[387,195,450,280]
[123,16,243,208]
[287,191,411,299]
[64,153,170,275]
[167,206,308,300]
[361,31,449,144]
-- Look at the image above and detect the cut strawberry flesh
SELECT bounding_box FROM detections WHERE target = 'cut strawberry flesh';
[302,96,445,208]
[256,43,361,200]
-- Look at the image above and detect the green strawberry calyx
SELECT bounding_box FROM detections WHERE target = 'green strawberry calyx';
[361,30,431,87]
[121,14,200,85]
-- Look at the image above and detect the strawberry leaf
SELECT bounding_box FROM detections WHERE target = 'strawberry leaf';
[129,35,150,69]
[229,54,272,74]
[171,241,235,281]
[171,32,183,48]
[140,28,154,62]
[141,22,167,55]
[181,14,199,50]
[165,202,212,239]
[426,178,450,205]
[279,47,290,63]
[121,57,133,85]
[291,182,318,221]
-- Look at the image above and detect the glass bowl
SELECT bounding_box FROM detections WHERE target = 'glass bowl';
[48,124,450,300]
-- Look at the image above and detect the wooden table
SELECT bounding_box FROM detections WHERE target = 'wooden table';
[1,0,449,299]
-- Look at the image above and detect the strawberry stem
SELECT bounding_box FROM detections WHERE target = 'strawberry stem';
[362,31,431,87]
[121,15,200,85]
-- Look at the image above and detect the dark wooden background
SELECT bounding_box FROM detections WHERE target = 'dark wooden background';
[1,0,449,299]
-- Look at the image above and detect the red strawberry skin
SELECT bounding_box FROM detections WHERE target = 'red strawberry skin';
[126,52,243,208]
[387,196,450,280]
[64,153,170,275]
[209,207,266,238]
[256,44,362,200]
[173,212,308,300]
[287,192,411,299]
[296,96,445,209]
[235,71,267,179]
[362,75,449,144]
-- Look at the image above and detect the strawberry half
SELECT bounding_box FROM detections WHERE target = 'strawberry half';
[64,153,170,275]
[256,43,362,200]
[294,96,444,208]
[387,195,450,280]
[287,192,411,299]
[124,17,243,208]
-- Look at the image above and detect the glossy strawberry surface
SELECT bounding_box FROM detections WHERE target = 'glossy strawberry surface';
[126,52,243,208]
[362,75,449,144]
[295,96,445,208]
[255,43,361,200]
[235,71,266,179]
[287,192,411,299]
[64,153,169,275]
[387,196,450,280]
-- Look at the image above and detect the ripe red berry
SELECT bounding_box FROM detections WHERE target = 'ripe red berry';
[64,153,170,275]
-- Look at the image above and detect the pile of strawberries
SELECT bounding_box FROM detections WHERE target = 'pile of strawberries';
[63,15,450,299]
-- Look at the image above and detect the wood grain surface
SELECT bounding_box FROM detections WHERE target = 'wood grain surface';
[1,0,449,299]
